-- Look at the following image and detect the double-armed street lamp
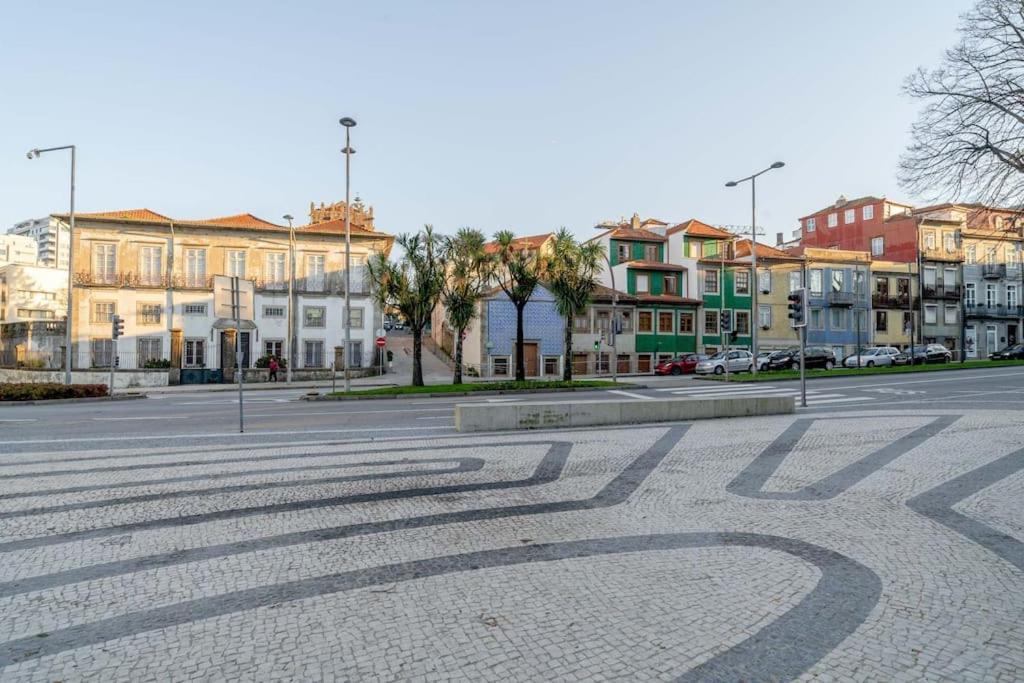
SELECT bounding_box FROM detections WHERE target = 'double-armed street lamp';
[725,161,785,375]
[340,116,357,393]
[26,145,76,385]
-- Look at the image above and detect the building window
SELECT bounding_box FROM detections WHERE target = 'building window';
[875,276,889,296]
[679,311,694,333]
[618,310,633,332]
[924,232,936,249]
[304,306,326,328]
[875,311,888,332]
[303,340,325,368]
[809,269,823,296]
[16,309,55,320]
[227,250,246,278]
[616,244,629,263]
[788,271,803,292]
[643,244,659,261]
[735,311,750,335]
[810,308,824,330]
[943,267,957,286]
[829,308,846,330]
[92,301,116,323]
[965,245,977,264]
[664,274,678,295]
[137,303,162,325]
[735,270,750,295]
[264,339,284,358]
[924,304,938,324]
[871,237,884,256]
[263,305,285,318]
[183,303,207,316]
[805,217,816,233]
[90,338,115,367]
[92,243,117,284]
[923,267,937,287]
[140,246,162,285]
[827,213,838,228]
[636,273,650,293]
[347,341,364,367]
[903,312,913,333]
[344,307,364,329]
[573,312,590,333]
[944,305,958,325]
[944,233,957,253]
[844,209,855,224]
[986,283,998,306]
[757,270,771,293]
[1008,284,1018,308]
[184,248,207,287]
[596,310,611,333]
[862,205,874,220]
[544,356,559,375]
[704,309,719,335]
[758,304,771,328]
[492,356,509,376]
[703,270,719,294]
[184,339,206,368]
[965,284,976,306]
[137,337,163,365]
[306,254,326,291]
[986,246,997,264]
[637,311,653,333]
[657,311,674,333]
[265,252,286,289]
[831,269,845,292]
[1008,247,1019,266]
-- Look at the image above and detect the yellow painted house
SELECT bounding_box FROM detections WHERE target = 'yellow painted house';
[734,239,804,351]
[870,260,918,349]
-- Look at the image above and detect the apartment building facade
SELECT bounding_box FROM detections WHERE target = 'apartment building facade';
[10,216,69,269]
[734,239,804,351]
[869,260,918,349]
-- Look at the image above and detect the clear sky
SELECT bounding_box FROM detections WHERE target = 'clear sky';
[1,0,970,243]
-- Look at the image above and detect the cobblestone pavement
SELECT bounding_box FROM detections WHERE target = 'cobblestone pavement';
[0,409,1022,681]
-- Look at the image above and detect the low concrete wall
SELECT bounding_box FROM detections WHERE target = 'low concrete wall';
[454,396,794,432]
[0,368,169,389]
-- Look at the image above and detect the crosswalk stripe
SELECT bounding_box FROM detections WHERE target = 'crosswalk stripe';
[657,384,774,394]
[805,396,872,404]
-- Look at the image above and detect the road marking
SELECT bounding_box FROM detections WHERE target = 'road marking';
[607,390,653,400]
[2,425,453,446]
[0,419,37,423]
[93,416,191,421]
[806,396,874,404]
[417,416,453,420]
[656,384,772,394]
[484,398,523,403]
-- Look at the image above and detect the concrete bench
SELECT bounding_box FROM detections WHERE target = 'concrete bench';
[453,395,794,432]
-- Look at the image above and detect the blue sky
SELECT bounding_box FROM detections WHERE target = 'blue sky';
[2,0,969,242]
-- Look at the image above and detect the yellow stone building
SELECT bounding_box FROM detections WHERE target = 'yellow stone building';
[869,260,918,348]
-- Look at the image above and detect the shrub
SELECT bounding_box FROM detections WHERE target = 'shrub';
[143,358,172,369]
[255,355,287,369]
[0,383,108,401]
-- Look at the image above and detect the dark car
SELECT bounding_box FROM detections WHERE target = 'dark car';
[654,353,706,375]
[900,343,953,365]
[766,346,837,371]
[990,343,1024,360]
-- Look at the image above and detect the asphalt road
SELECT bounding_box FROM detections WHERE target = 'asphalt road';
[2,365,1023,454]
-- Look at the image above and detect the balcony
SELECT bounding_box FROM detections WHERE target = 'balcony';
[73,272,214,289]
[872,293,912,308]
[966,303,1022,318]
[920,246,963,262]
[923,284,961,300]
[827,290,856,307]
[982,263,1007,279]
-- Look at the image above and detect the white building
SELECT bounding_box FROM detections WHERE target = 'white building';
[0,233,39,266]
[10,216,69,269]
[0,263,67,323]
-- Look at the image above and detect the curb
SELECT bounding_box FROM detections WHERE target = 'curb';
[303,384,647,401]
[0,393,147,407]
[691,362,1015,384]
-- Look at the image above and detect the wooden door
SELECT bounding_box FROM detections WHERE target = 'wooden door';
[523,342,539,377]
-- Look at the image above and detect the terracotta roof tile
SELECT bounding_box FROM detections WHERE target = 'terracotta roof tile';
[483,233,553,254]
[624,260,685,272]
[188,213,285,230]
[734,238,800,260]
[75,208,172,223]
[610,227,667,242]
[295,218,380,237]
[666,219,735,239]
[634,293,702,306]
[591,284,637,303]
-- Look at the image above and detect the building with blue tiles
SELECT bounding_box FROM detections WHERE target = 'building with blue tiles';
[801,247,872,359]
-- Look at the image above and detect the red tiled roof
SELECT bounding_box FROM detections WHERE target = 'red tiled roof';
[189,213,284,230]
[75,208,172,223]
[295,218,381,237]
[734,238,800,260]
[483,233,552,254]
[625,260,685,272]
[610,227,666,242]
[799,195,912,220]
[666,219,734,239]
[634,294,702,306]
[591,284,637,303]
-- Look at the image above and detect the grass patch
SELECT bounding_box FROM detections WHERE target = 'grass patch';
[330,379,623,397]
[698,359,1024,382]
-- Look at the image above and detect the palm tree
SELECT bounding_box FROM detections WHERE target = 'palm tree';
[442,227,492,384]
[493,230,546,382]
[367,226,447,386]
[547,228,606,381]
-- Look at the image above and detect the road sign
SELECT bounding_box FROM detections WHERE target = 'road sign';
[375,328,386,337]
[375,337,387,348]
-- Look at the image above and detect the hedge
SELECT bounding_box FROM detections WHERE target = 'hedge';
[0,383,109,401]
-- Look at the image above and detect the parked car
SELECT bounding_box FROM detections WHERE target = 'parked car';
[755,351,773,371]
[989,343,1024,360]
[899,344,953,365]
[765,346,837,371]
[654,353,707,376]
[695,350,754,375]
[843,347,902,368]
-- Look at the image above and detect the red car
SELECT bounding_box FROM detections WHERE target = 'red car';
[654,353,707,375]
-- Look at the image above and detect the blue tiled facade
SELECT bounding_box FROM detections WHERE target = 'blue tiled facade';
[805,264,871,353]
[486,285,564,357]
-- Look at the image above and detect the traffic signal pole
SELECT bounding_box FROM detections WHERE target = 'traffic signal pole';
[788,287,808,408]
[109,314,124,398]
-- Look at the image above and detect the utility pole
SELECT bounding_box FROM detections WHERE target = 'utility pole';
[233,276,245,433]
[339,117,357,393]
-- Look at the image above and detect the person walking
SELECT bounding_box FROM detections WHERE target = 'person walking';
[268,357,279,382]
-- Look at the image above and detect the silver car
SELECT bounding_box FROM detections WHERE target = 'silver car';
[843,346,901,368]
[695,350,754,375]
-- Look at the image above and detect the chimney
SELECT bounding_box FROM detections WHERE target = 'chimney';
[631,212,640,230]
[835,195,848,208]
[776,232,784,246]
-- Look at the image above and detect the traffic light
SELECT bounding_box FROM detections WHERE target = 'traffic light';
[720,310,732,333]
[111,314,125,339]
[593,339,600,351]
[787,288,807,328]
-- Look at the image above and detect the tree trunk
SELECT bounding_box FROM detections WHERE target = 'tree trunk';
[563,319,573,382]
[453,329,464,385]
[515,302,526,382]
[412,327,424,387]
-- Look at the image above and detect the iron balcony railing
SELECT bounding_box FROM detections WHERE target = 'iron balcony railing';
[923,284,962,300]
[965,303,1022,318]
[827,290,856,307]
[920,246,964,262]
[871,293,913,308]
[982,263,1007,279]
[74,272,214,289]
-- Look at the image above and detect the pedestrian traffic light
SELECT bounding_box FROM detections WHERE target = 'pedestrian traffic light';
[720,310,732,333]
[593,340,600,351]
[787,288,807,328]
[111,314,125,339]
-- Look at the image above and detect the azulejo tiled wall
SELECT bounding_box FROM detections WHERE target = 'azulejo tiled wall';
[486,285,563,357]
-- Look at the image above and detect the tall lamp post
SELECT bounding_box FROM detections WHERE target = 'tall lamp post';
[27,145,76,385]
[283,214,295,384]
[339,117,357,393]
[726,160,785,376]
[601,253,618,383]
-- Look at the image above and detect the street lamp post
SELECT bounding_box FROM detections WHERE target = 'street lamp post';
[27,145,76,385]
[726,161,785,376]
[283,214,295,384]
[339,117,357,393]
[602,253,618,383]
